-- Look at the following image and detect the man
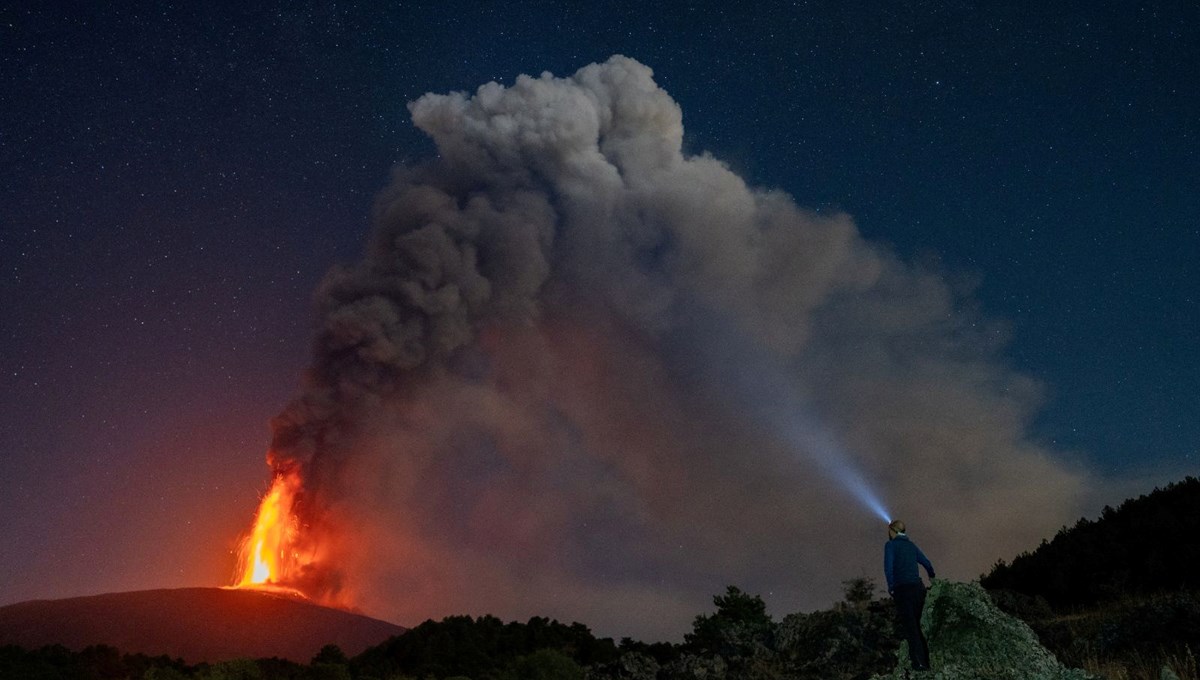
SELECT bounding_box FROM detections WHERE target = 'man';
[884,519,935,672]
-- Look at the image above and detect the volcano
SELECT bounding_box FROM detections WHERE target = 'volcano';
[0,587,406,663]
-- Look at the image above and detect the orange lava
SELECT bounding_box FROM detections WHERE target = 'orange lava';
[232,469,308,595]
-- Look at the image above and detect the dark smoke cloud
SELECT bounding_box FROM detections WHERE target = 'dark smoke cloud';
[267,56,1090,640]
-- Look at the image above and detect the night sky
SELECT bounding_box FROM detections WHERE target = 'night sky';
[2,2,1197,640]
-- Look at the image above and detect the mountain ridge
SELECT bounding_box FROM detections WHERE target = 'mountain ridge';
[0,586,406,663]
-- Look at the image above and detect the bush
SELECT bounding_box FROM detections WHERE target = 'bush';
[777,578,895,679]
[198,659,262,680]
[508,648,584,680]
[684,586,774,658]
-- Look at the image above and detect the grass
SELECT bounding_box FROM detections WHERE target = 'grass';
[1075,645,1196,680]
[1029,596,1200,680]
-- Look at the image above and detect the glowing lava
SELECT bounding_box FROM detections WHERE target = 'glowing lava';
[232,469,308,595]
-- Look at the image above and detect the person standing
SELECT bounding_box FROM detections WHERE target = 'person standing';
[884,519,935,672]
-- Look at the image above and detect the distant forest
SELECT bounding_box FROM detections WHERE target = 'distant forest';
[982,476,1200,607]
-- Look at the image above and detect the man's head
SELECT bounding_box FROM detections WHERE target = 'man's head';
[888,519,906,538]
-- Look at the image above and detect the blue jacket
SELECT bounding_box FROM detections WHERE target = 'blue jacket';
[884,534,935,593]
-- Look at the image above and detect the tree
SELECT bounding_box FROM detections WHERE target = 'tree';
[311,645,347,666]
[981,476,1200,608]
[840,577,876,609]
[309,644,351,680]
[198,659,261,680]
[776,580,896,679]
[507,649,584,680]
[684,586,775,658]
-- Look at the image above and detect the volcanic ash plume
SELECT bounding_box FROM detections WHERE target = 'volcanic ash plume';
[234,56,1090,639]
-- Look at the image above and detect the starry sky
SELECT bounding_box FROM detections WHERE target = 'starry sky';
[1,1,1197,637]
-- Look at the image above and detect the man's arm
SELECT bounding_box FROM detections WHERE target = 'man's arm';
[915,545,935,580]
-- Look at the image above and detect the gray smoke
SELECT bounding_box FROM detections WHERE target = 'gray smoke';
[266,56,1090,640]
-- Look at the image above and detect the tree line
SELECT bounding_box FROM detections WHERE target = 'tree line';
[982,476,1200,607]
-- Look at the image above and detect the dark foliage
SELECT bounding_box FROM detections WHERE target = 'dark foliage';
[982,476,1200,609]
[679,586,780,679]
[683,585,775,657]
[1095,592,1200,655]
[0,644,192,680]
[776,578,897,680]
[981,476,1200,678]
[251,657,309,679]
[616,637,679,665]
[350,614,618,679]
[508,648,585,680]
[1001,591,1200,679]
[584,580,898,680]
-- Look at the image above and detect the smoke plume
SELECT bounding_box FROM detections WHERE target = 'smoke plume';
[264,56,1089,640]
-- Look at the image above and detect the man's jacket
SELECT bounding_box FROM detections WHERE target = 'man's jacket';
[884,534,935,593]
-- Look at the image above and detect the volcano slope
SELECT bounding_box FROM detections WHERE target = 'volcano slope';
[0,587,406,663]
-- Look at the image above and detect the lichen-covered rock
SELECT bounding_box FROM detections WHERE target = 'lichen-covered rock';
[872,580,1096,680]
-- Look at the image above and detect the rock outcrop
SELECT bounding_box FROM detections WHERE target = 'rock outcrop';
[873,580,1094,679]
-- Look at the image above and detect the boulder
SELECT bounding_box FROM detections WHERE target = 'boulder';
[872,580,1095,679]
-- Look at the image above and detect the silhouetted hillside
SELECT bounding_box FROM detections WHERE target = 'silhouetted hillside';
[982,476,1200,608]
[0,587,405,663]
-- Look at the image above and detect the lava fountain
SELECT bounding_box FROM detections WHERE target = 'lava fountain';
[230,468,312,598]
